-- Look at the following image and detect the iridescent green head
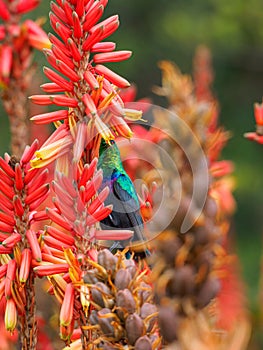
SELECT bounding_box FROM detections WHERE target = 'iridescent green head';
[99,138,115,156]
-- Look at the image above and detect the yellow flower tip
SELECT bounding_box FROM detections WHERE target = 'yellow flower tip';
[123,108,143,122]
[30,158,41,169]
[80,284,90,316]
[30,37,52,50]
[53,120,62,128]
[5,299,17,333]
[122,129,133,139]
[35,16,47,26]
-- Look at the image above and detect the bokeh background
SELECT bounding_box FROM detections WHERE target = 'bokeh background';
[1,0,263,347]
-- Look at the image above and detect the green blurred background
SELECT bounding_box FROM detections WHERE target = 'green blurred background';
[1,0,263,347]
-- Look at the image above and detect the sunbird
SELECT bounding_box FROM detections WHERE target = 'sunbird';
[98,139,149,258]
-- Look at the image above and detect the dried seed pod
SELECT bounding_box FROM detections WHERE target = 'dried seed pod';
[114,268,132,290]
[89,310,98,325]
[169,196,193,231]
[195,276,220,308]
[91,282,112,308]
[194,218,219,245]
[138,282,152,303]
[134,335,152,350]
[204,196,218,219]
[140,302,157,332]
[116,289,136,320]
[83,269,99,284]
[125,313,144,345]
[123,258,137,277]
[195,250,214,282]
[98,249,117,273]
[166,265,196,297]
[158,306,181,343]
[158,234,182,265]
[98,308,115,337]
[149,333,160,345]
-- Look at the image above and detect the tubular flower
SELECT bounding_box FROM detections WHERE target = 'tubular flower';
[0,140,51,333]
[30,123,73,169]
[30,0,139,169]
[244,101,263,144]
[5,299,17,333]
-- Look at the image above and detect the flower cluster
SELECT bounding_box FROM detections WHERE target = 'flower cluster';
[30,0,142,170]
[0,0,50,156]
[146,58,248,348]
[0,140,50,346]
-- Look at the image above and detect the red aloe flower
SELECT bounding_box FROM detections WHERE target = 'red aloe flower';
[245,101,263,144]
[30,0,143,169]
[0,141,51,346]
[0,0,50,156]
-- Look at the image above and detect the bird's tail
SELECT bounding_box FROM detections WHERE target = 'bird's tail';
[127,224,151,259]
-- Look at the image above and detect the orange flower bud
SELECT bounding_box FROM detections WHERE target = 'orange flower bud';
[91,42,116,53]
[14,163,23,191]
[33,263,69,277]
[95,64,130,88]
[0,45,12,81]
[5,260,17,300]
[254,102,263,125]
[26,230,42,262]
[45,208,72,231]
[60,283,74,327]
[2,233,21,248]
[19,248,32,284]
[45,225,74,246]
[93,50,132,64]
[30,110,68,125]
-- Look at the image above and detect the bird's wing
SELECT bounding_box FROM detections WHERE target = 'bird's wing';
[112,174,148,250]
[113,174,141,221]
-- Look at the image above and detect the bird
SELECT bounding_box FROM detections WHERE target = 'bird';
[98,138,149,259]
